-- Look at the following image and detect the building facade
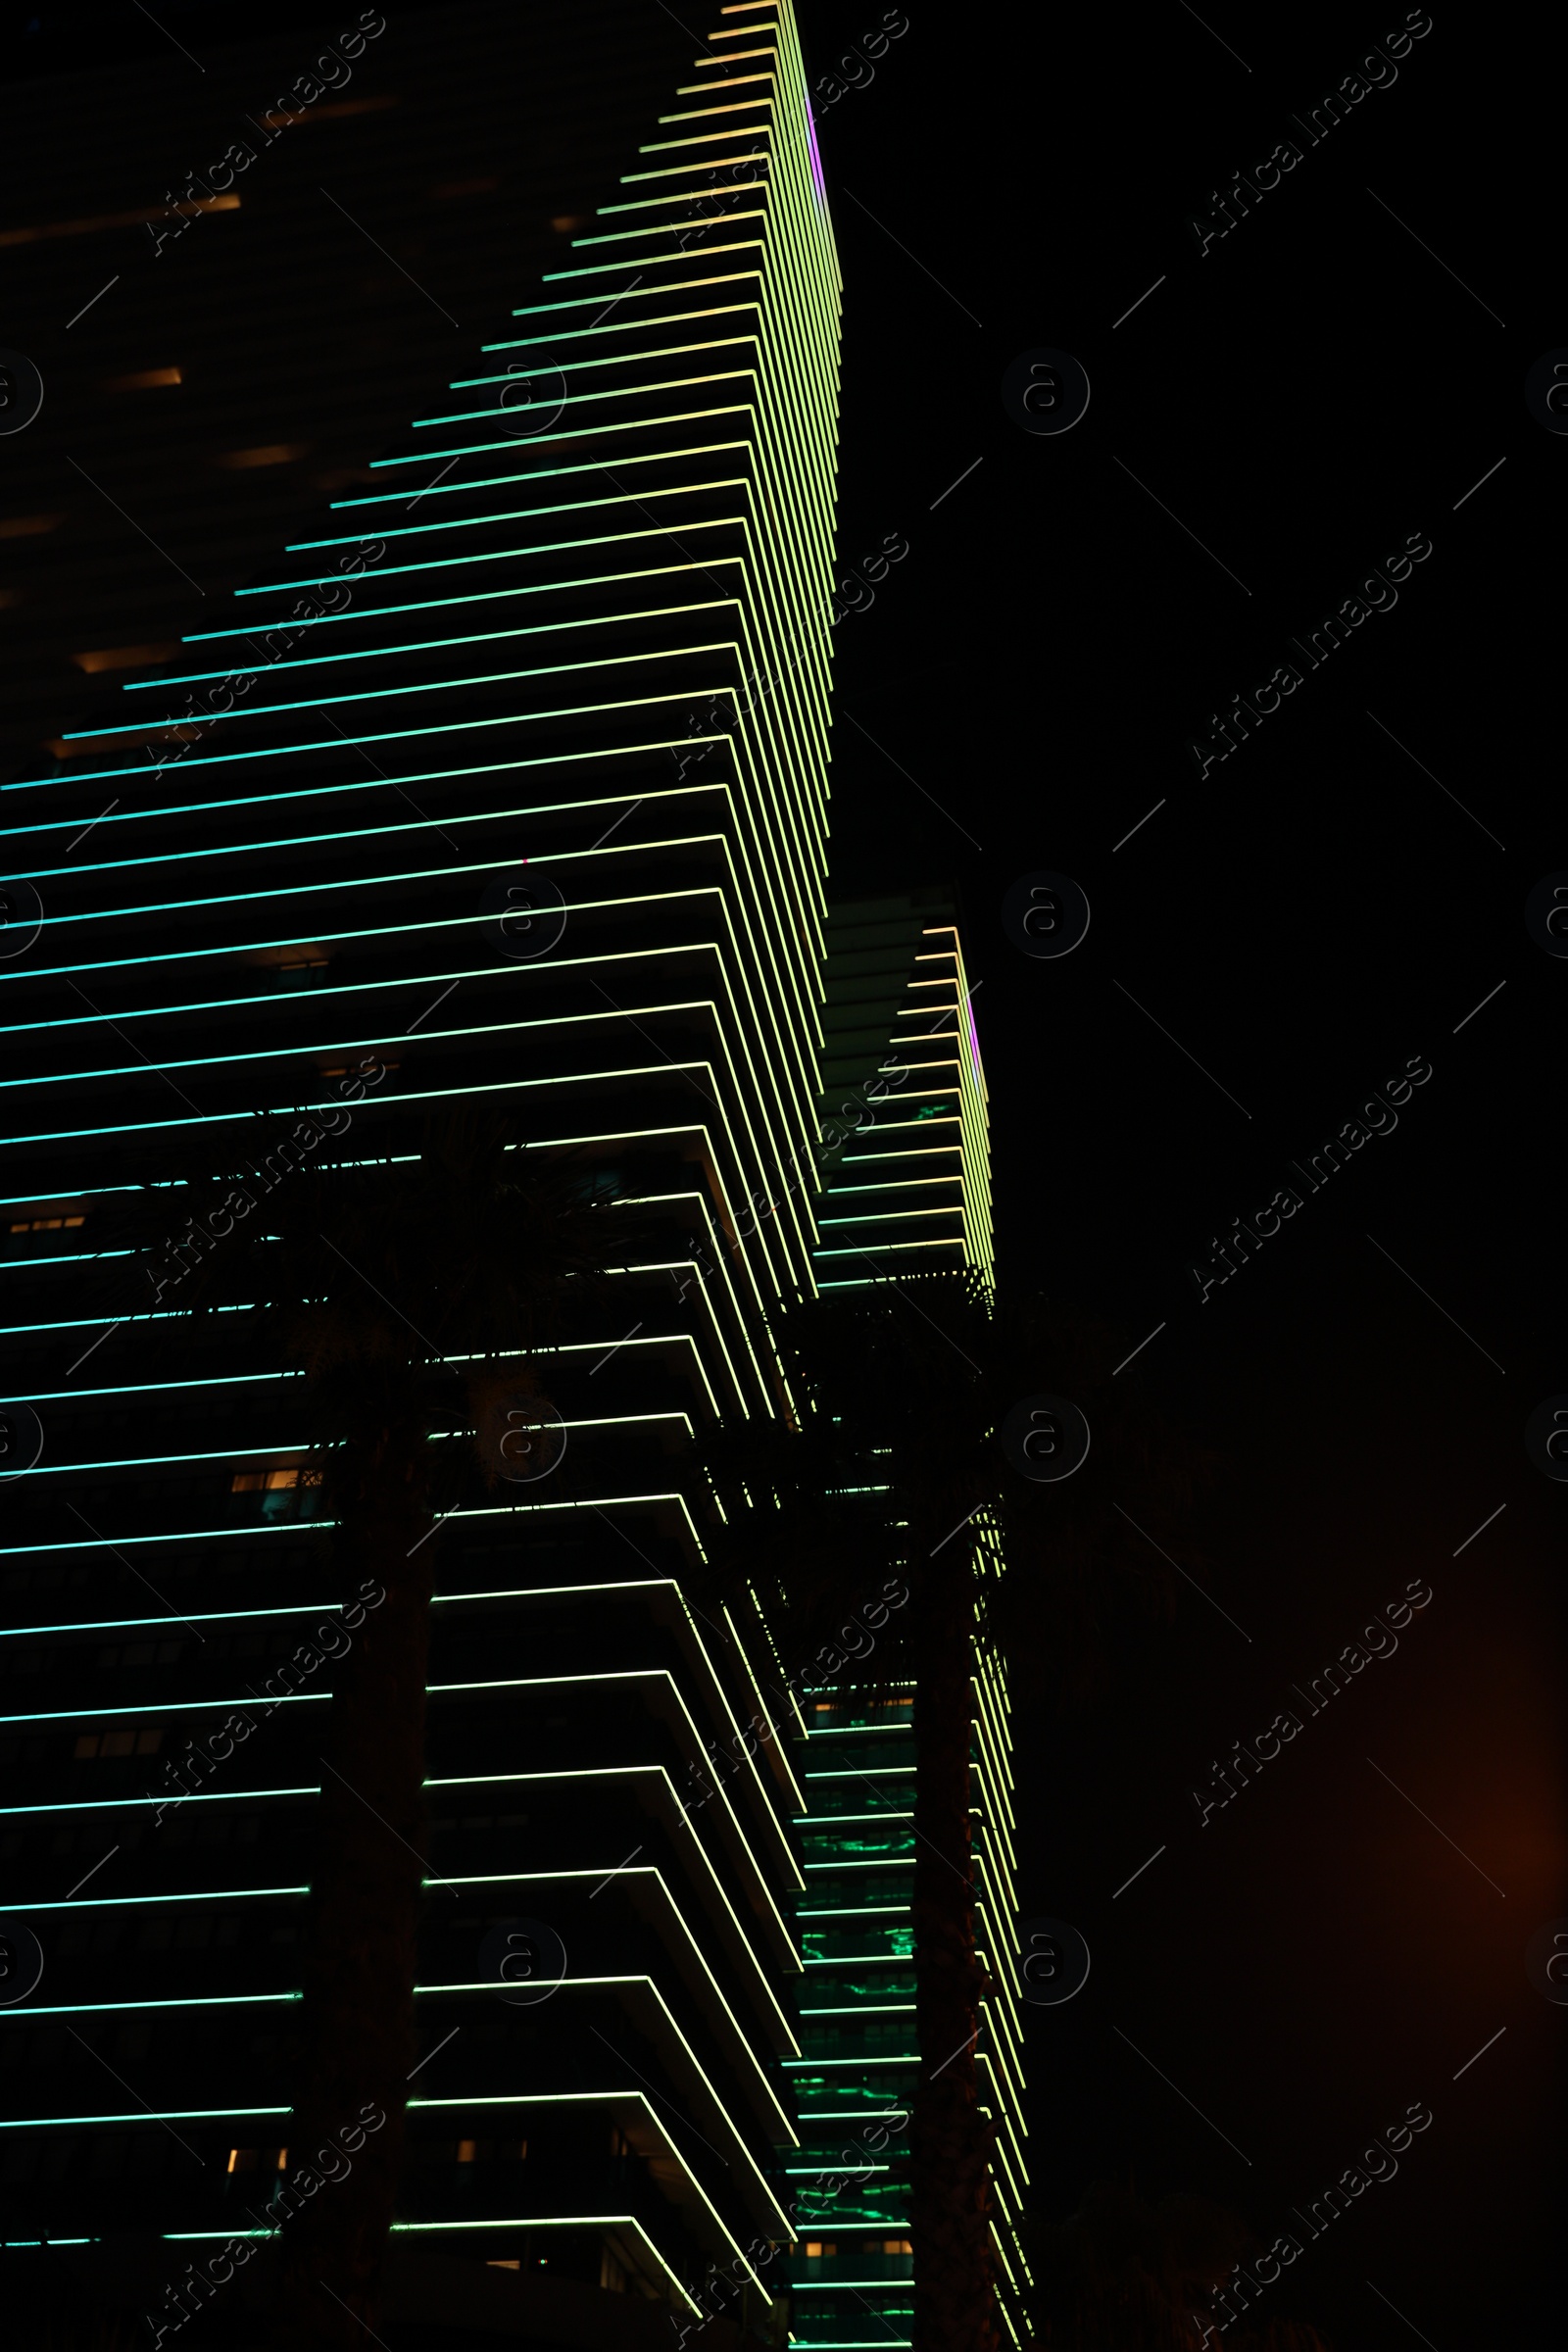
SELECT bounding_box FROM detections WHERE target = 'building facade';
[3,4,833,2337]
[1,15,1024,2348]
[784,897,1028,2351]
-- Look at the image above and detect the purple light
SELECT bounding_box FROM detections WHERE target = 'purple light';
[806,98,825,208]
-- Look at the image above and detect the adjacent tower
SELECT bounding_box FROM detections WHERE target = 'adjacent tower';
[786,894,1029,2350]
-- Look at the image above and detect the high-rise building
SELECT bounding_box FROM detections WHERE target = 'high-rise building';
[3,5,836,2339]
[783,896,1027,2351]
[2,15,1024,2350]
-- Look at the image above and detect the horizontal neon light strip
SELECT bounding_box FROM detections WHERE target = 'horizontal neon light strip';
[0,2107,289,2131]
[11,1993,297,2018]
[0,1787,318,1819]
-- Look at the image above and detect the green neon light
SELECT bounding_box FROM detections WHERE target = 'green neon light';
[0,2107,290,2131]
[118,592,743,700]
[66,630,741,741]
[14,1886,305,1913]
[10,1993,298,2019]
[407,366,757,433]
[0,1788,317,1819]
[185,554,743,644]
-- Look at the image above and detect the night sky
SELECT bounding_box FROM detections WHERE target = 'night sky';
[795,0,1561,2343]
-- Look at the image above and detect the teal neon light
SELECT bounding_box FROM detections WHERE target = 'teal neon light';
[114,596,742,702]
[65,633,742,741]
[0,2110,289,2132]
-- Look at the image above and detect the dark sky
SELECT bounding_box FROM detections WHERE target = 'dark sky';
[795,0,1562,2345]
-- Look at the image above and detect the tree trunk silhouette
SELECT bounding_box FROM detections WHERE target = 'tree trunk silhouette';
[909,1558,1000,2352]
[278,1441,433,2345]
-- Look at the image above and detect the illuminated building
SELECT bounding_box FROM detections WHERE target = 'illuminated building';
[2,3,835,2337]
[785,896,1028,2349]
[1,12,1025,2346]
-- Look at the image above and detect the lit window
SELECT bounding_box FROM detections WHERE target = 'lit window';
[883,2239,912,2255]
[10,1213,86,1231]
[456,2140,476,2164]
[0,514,64,538]
[232,1469,299,1494]
[237,943,333,981]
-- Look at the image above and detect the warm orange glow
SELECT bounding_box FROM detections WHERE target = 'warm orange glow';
[0,514,64,539]
[238,941,333,970]
[213,445,312,469]
[0,197,238,245]
[72,645,177,674]
[266,94,399,128]
[102,368,183,391]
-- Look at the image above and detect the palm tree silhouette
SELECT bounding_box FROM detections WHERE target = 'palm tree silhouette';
[117,1106,620,2344]
[698,1269,1207,2352]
